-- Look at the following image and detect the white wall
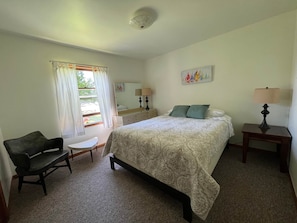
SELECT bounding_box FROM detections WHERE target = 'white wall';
[145,11,296,145]
[0,31,145,168]
[288,12,297,196]
[0,128,13,206]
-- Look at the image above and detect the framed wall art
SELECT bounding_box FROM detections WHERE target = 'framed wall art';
[181,65,213,85]
[115,82,125,92]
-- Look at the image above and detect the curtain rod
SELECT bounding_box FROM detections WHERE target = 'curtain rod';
[49,60,107,69]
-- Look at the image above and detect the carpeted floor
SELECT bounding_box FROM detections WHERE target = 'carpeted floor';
[7,146,297,223]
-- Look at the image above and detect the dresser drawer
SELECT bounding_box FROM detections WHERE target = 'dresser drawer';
[114,108,158,127]
[123,116,135,125]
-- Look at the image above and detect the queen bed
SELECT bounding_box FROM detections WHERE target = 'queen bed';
[102,105,234,222]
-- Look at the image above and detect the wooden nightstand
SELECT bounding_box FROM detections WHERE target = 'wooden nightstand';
[242,123,292,173]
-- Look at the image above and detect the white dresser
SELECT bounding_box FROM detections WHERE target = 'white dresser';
[114,108,158,128]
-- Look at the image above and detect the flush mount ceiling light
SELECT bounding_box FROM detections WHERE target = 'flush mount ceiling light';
[129,8,157,30]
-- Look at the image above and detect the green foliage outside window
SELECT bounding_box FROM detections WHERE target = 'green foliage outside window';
[77,71,94,88]
[76,71,102,126]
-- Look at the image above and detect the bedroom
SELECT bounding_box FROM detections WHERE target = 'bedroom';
[0,0,297,222]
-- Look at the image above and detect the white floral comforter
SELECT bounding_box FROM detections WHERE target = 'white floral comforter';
[103,115,234,220]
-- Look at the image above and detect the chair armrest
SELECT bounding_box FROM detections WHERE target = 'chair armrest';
[44,137,63,151]
[11,153,30,170]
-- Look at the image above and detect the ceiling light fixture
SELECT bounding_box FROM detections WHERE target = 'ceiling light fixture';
[129,8,157,30]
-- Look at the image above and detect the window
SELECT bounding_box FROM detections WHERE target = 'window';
[76,69,102,126]
[53,61,113,137]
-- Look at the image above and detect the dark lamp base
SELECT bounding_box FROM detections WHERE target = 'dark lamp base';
[259,121,270,130]
[145,96,150,111]
[259,103,270,131]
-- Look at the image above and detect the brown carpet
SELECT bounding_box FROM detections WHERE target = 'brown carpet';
[7,146,297,223]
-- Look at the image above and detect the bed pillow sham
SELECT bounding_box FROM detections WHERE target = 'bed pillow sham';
[206,108,225,117]
[169,105,190,117]
[186,104,210,119]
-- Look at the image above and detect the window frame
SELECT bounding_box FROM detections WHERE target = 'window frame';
[76,65,103,127]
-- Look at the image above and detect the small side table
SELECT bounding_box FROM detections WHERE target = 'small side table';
[68,137,98,162]
[242,123,292,172]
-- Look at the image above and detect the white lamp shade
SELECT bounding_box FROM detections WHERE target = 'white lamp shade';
[254,88,280,104]
[135,89,142,96]
[142,88,152,96]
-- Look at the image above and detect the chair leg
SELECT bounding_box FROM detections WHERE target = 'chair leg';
[39,173,47,195]
[65,158,72,173]
[90,150,93,162]
[110,157,115,170]
[18,176,23,193]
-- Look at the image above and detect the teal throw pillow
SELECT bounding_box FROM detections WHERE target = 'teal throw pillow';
[169,105,190,117]
[186,105,210,119]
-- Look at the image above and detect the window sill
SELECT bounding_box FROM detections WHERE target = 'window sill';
[84,122,103,128]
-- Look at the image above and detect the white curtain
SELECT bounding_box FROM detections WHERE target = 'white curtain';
[53,62,85,138]
[93,67,116,128]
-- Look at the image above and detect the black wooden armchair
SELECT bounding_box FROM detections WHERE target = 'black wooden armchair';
[3,131,72,195]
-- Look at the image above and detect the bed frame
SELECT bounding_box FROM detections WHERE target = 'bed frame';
[110,155,193,222]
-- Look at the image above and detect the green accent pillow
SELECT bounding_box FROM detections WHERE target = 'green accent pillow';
[186,105,210,119]
[169,105,190,117]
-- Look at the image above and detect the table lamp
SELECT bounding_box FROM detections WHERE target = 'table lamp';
[253,87,280,130]
[135,89,142,108]
[142,88,152,111]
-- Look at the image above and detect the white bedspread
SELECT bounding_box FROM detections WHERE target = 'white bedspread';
[103,115,234,220]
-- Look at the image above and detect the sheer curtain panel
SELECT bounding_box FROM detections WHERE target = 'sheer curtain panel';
[52,62,85,138]
[93,67,116,128]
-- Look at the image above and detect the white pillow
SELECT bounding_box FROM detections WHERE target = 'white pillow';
[163,109,173,116]
[206,108,225,117]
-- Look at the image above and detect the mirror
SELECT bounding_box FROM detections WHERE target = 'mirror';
[114,82,142,114]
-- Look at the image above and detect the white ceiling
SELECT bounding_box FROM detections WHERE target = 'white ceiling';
[0,0,297,60]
